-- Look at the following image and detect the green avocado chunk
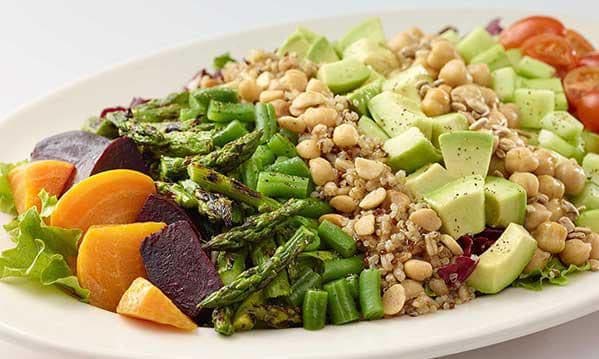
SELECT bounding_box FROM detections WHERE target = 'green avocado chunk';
[357,115,389,143]
[368,91,431,138]
[383,127,441,173]
[467,223,537,294]
[383,65,432,103]
[576,209,599,233]
[317,58,370,94]
[439,131,494,178]
[343,38,398,75]
[406,163,453,199]
[337,17,386,52]
[430,112,469,147]
[277,31,311,58]
[306,36,340,64]
[484,176,527,228]
[424,175,486,238]
[574,182,599,211]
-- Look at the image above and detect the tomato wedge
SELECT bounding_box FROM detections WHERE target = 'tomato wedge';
[521,33,576,72]
[563,66,599,106]
[500,16,565,49]
[576,91,599,133]
[565,29,595,57]
[578,52,599,68]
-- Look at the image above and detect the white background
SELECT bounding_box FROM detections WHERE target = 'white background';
[0,1,597,358]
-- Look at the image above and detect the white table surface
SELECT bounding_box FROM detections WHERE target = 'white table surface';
[0,1,597,358]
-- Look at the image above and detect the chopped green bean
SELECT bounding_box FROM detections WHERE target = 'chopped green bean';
[241,159,260,190]
[279,128,299,143]
[324,278,360,325]
[255,103,278,143]
[216,250,247,285]
[208,100,256,123]
[359,269,384,320]
[190,87,238,114]
[232,291,265,331]
[213,120,249,146]
[303,290,328,330]
[288,269,322,307]
[296,198,333,218]
[267,133,298,157]
[318,220,357,258]
[251,239,291,299]
[322,256,364,283]
[251,145,276,169]
[266,156,311,178]
[346,274,359,299]
[256,171,310,199]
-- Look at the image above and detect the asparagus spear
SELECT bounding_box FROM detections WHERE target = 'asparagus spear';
[212,306,235,336]
[131,91,189,122]
[250,239,291,298]
[203,199,307,251]
[216,250,247,285]
[247,304,302,329]
[198,226,314,308]
[188,164,280,212]
[159,130,262,180]
[156,180,233,225]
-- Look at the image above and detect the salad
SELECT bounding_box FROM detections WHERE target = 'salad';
[1,15,598,335]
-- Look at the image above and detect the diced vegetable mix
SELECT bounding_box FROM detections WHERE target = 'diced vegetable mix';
[1,14,599,336]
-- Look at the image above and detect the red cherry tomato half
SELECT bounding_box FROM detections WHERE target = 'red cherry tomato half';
[500,16,565,49]
[565,29,595,57]
[578,52,599,68]
[576,90,599,133]
[563,66,599,105]
[521,33,576,72]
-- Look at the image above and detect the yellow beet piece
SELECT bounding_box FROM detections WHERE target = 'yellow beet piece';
[8,160,75,214]
[50,169,156,232]
[117,277,197,331]
[77,222,166,312]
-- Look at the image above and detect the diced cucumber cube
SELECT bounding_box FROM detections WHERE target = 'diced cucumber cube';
[519,78,564,93]
[439,29,460,44]
[506,48,523,67]
[492,67,517,102]
[456,27,496,62]
[470,44,511,71]
[514,88,555,129]
[357,115,389,142]
[538,129,579,159]
[583,153,599,185]
[583,130,599,154]
[540,111,583,142]
[516,56,556,79]
[347,79,383,115]
[555,92,569,111]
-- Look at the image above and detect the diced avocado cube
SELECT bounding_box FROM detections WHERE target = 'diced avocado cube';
[296,26,320,44]
[383,127,441,172]
[347,79,383,115]
[574,182,599,211]
[583,131,599,154]
[406,163,453,199]
[519,78,564,93]
[357,115,389,142]
[484,176,527,228]
[540,111,583,142]
[516,56,556,79]
[583,153,599,185]
[439,29,460,44]
[430,112,469,147]
[555,92,569,111]
[538,129,579,159]
[277,31,311,58]
[439,131,494,178]
[492,67,517,102]
[337,17,385,52]
[513,88,555,129]
[467,223,537,294]
[306,36,340,64]
[506,48,523,67]
[576,209,599,233]
[424,176,486,238]
[318,58,370,94]
[343,38,399,75]
[368,91,431,138]
[383,65,432,103]
[470,44,511,71]
[456,27,496,62]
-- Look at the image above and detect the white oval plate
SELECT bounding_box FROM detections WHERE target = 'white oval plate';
[1,8,598,359]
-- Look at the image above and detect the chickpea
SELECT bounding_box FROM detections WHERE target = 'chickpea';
[525,203,552,231]
[523,248,551,274]
[546,198,564,221]
[534,148,558,176]
[588,233,599,259]
[401,279,425,299]
[382,284,406,315]
[404,259,433,281]
[280,69,308,92]
[499,103,520,128]
[428,278,449,296]
[332,124,359,148]
[426,40,458,70]
[509,172,539,197]
[303,106,337,128]
[534,221,567,254]
[505,147,539,174]
[238,78,260,102]
[409,208,442,232]
[309,158,336,185]
[277,115,306,133]
[537,175,565,199]
[438,59,471,87]
[296,139,320,159]
[467,63,492,87]
[560,239,592,266]
[555,160,586,196]
[421,88,451,116]
[329,195,356,213]
[388,32,416,52]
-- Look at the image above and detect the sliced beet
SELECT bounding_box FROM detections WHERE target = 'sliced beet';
[140,221,222,320]
[31,131,148,183]
[136,194,199,233]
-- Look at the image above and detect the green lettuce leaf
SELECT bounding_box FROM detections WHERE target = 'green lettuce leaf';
[513,257,591,291]
[38,189,58,218]
[0,208,88,300]
[0,162,19,215]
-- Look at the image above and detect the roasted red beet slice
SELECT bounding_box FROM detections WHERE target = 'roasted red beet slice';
[100,106,127,118]
[458,227,504,256]
[437,256,478,288]
[136,194,199,233]
[31,131,148,183]
[140,221,222,320]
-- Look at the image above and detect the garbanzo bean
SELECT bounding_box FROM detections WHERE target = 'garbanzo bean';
[467,63,492,87]
[525,203,552,230]
[509,172,539,197]
[555,160,586,196]
[534,221,567,254]
[534,148,558,176]
[332,124,359,148]
[546,198,564,221]
[409,208,442,232]
[426,40,458,70]
[505,147,539,174]
[560,239,591,266]
[523,248,551,274]
[296,139,320,159]
[538,175,565,199]
[421,88,451,116]
[438,59,471,87]
[388,32,416,52]
[403,259,433,281]
[309,157,336,185]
